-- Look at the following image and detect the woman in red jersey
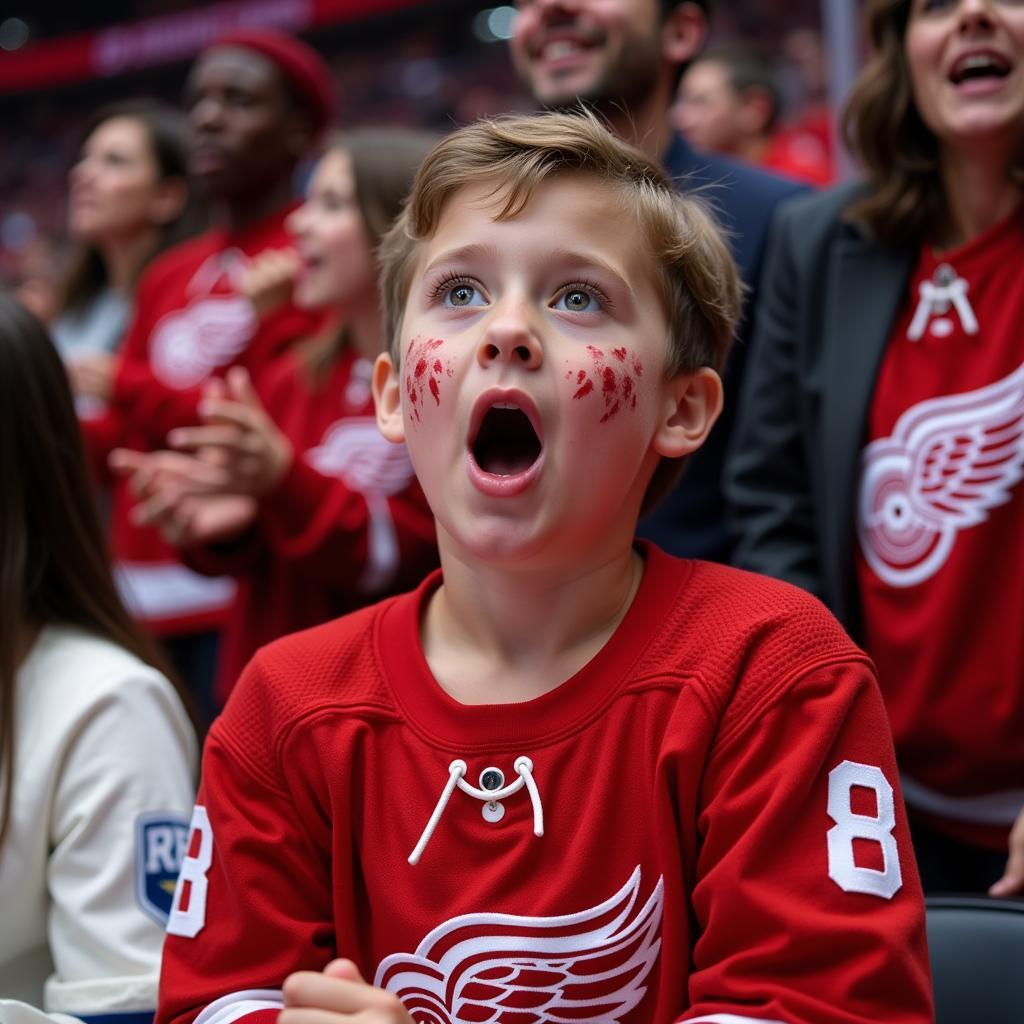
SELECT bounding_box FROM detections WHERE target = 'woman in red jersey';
[727,0,1024,895]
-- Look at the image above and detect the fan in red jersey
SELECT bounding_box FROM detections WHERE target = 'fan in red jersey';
[727,0,1024,895]
[81,30,332,722]
[155,113,933,1024]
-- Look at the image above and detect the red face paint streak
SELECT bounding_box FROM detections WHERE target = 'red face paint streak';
[406,337,448,415]
[576,345,640,423]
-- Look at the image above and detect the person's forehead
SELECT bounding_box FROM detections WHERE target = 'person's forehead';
[87,116,149,152]
[187,46,286,96]
[423,174,658,281]
[702,61,738,94]
[309,148,354,192]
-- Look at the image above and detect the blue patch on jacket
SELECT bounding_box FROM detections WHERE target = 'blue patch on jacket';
[135,812,189,924]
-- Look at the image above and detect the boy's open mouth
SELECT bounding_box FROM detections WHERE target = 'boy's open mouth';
[470,400,543,477]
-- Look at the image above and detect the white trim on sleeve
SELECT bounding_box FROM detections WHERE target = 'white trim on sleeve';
[192,990,283,1024]
[114,562,236,620]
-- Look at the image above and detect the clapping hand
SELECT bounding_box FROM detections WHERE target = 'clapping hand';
[109,447,257,547]
[166,366,294,498]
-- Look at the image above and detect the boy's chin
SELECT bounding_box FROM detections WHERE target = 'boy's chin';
[449,522,551,566]
[440,511,629,572]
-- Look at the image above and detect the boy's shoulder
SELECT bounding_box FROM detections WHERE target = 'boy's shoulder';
[215,588,417,751]
[644,547,868,719]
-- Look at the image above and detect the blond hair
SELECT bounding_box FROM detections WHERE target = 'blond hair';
[377,110,742,512]
[379,110,741,377]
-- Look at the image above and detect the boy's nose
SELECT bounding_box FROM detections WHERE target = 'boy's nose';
[478,308,543,370]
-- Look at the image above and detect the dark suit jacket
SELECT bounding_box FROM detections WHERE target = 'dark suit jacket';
[725,183,915,637]
[637,133,808,561]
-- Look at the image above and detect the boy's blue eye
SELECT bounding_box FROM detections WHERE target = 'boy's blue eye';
[444,283,485,308]
[554,288,599,313]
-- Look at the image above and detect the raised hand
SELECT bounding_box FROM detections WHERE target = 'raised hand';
[166,366,294,497]
[109,447,256,546]
[240,247,301,320]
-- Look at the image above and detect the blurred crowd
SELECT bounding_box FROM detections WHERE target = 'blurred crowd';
[0,10,835,310]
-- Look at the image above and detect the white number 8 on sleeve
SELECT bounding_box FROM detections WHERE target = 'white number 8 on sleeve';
[167,805,213,937]
[827,761,902,900]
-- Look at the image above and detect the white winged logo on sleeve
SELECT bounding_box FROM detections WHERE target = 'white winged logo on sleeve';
[374,867,664,1024]
[858,360,1024,587]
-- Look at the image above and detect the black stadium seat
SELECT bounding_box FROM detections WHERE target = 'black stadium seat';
[926,895,1024,1023]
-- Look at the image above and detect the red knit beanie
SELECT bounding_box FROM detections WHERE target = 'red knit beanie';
[206,28,335,134]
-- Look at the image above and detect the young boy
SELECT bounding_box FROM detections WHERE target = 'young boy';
[156,112,934,1024]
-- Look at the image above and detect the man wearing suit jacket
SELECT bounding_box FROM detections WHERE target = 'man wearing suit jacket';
[509,0,806,561]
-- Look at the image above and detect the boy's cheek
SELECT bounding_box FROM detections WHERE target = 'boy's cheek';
[403,336,454,425]
[562,345,645,425]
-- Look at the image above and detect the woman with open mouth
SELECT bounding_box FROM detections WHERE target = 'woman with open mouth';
[728,0,1024,897]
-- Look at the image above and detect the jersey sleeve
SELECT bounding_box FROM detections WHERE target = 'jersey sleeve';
[678,655,934,1024]
[36,671,197,1024]
[156,661,340,1024]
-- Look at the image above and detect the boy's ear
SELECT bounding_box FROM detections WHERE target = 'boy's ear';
[653,367,723,459]
[372,352,406,443]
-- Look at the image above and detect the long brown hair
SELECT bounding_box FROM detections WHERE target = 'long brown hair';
[843,0,1024,248]
[57,99,207,316]
[0,292,186,850]
[302,127,438,380]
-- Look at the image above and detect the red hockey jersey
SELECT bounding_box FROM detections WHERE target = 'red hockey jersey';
[82,206,322,635]
[856,210,1024,850]
[157,545,933,1024]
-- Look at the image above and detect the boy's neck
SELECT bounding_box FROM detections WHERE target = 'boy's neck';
[421,543,644,707]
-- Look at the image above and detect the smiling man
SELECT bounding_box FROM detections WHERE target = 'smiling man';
[81,29,330,721]
[510,0,808,562]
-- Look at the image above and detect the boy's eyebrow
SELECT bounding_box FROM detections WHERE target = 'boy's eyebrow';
[423,244,635,297]
[422,243,500,276]
[548,248,635,297]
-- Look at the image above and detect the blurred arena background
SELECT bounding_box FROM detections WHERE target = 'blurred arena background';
[0,0,835,300]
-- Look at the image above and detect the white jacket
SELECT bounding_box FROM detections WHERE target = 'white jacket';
[0,626,197,1024]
